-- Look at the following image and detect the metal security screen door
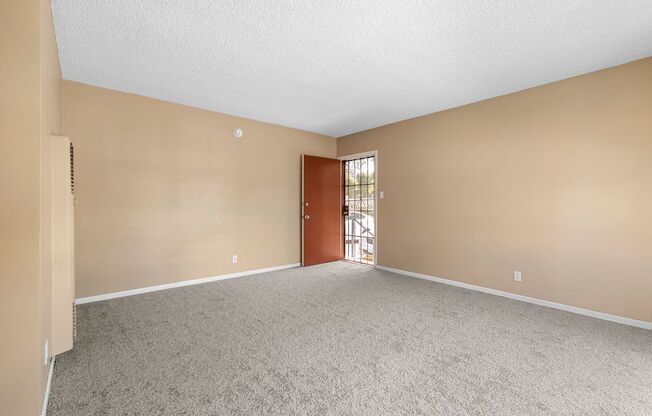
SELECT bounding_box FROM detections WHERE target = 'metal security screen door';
[343,156,375,264]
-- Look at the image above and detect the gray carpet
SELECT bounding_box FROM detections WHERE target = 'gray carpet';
[49,261,652,416]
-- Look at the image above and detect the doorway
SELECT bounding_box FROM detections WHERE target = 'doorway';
[341,153,376,265]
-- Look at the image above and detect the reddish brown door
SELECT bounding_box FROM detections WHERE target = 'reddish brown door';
[302,155,343,266]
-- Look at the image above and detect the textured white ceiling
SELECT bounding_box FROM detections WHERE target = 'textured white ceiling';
[52,1,652,137]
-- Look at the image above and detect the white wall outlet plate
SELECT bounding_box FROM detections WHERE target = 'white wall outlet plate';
[44,340,49,365]
[232,255,238,264]
[514,271,522,282]
[379,191,384,199]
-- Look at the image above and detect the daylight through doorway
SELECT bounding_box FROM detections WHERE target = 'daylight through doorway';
[343,156,375,264]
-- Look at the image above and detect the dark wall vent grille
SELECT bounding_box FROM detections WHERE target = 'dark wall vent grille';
[70,143,75,195]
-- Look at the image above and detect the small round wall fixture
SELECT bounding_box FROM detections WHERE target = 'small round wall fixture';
[233,128,244,138]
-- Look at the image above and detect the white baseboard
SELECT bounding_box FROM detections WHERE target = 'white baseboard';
[375,265,651,330]
[75,263,301,305]
[41,356,55,416]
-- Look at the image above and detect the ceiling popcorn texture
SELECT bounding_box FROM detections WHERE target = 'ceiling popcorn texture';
[52,1,652,137]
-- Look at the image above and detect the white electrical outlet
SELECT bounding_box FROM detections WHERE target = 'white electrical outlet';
[232,255,238,264]
[514,271,522,282]
[44,340,49,365]
[379,191,384,199]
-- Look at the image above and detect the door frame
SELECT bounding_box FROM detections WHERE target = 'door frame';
[338,150,378,266]
[301,155,305,266]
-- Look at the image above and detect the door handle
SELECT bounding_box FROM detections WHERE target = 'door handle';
[303,214,311,220]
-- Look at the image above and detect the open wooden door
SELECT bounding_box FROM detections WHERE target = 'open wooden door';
[302,155,343,266]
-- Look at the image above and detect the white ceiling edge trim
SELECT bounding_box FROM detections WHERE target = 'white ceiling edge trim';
[64,56,645,140]
[61,78,338,138]
[336,58,650,137]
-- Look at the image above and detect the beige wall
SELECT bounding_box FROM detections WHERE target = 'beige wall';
[62,81,336,298]
[39,0,63,405]
[0,2,41,415]
[338,58,652,323]
[1,1,62,415]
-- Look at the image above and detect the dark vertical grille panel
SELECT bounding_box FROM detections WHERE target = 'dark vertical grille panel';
[70,143,75,194]
[72,303,77,340]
